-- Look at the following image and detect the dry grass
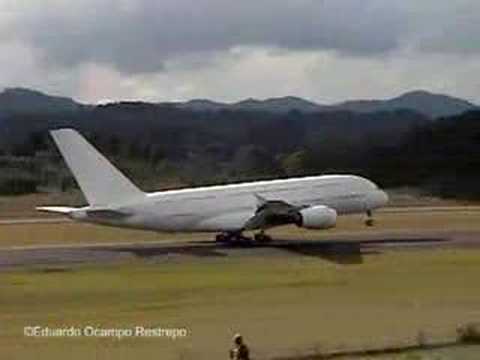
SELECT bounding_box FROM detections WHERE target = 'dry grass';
[1,202,480,359]
[0,222,203,248]
[0,191,85,219]
[351,346,480,360]
[2,249,480,360]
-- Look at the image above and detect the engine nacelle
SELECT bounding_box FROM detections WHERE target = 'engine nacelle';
[297,205,337,230]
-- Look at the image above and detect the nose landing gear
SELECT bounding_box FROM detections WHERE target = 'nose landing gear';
[365,209,375,227]
[254,231,272,243]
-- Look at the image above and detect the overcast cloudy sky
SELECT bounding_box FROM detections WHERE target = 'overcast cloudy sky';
[0,0,479,104]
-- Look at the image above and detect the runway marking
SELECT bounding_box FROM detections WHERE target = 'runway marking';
[1,240,180,251]
[380,206,480,213]
[0,218,69,225]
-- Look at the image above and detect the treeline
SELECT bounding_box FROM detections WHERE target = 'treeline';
[366,111,480,198]
[0,103,478,199]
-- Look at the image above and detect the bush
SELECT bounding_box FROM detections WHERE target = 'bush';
[457,323,480,343]
[0,176,38,195]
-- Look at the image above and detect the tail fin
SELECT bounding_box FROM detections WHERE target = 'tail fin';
[50,129,145,206]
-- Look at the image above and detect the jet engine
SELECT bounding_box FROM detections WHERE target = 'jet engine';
[296,205,337,229]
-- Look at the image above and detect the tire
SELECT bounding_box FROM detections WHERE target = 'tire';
[215,234,227,243]
[254,233,272,243]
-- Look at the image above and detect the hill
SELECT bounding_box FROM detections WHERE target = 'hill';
[230,96,322,113]
[333,90,476,118]
[0,88,82,115]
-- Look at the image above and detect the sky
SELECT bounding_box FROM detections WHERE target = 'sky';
[0,0,479,104]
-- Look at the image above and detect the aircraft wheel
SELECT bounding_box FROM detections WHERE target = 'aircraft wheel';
[254,233,272,243]
[216,232,250,245]
[365,210,375,227]
[215,234,228,243]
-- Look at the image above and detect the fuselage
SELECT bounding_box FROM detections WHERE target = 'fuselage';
[71,175,388,232]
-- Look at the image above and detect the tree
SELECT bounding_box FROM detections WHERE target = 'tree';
[281,150,311,176]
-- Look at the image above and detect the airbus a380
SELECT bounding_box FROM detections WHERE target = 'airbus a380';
[38,129,389,243]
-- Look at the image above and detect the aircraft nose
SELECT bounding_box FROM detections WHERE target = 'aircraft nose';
[380,190,389,207]
[368,190,389,209]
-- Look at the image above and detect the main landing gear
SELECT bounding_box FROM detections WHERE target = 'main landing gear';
[254,231,272,243]
[215,232,246,243]
[215,231,273,245]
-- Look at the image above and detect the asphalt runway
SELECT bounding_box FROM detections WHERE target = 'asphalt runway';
[1,229,480,270]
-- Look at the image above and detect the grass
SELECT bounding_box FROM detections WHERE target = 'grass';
[0,191,85,219]
[2,204,480,359]
[2,249,480,359]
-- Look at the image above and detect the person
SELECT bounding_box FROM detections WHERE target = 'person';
[229,333,250,360]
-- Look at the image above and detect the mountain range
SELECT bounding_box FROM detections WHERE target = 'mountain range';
[168,90,477,118]
[0,87,477,118]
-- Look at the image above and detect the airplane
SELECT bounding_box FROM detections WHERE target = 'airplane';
[37,129,389,243]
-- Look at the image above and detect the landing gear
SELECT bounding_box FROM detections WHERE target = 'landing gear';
[215,231,273,245]
[215,233,229,243]
[254,231,272,243]
[215,232,252,244]
[365,209,375,227]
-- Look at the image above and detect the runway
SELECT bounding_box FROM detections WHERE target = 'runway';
[1,229,480,270]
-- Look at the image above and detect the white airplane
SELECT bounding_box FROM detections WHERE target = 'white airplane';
[38,129,388,243]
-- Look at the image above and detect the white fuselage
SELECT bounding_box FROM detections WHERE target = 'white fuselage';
[71,175,388,232]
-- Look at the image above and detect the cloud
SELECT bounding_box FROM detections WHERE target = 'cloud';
[406,1,480,55]
[3,0,408,74]
[141,48,480,104]
[0,0,480,103]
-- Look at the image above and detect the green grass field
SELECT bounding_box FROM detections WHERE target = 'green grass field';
[2,248,480,360]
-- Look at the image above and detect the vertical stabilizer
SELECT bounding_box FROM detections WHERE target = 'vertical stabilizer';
[51,128,144,206]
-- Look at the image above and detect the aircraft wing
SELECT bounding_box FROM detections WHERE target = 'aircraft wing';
[243,193,337,231]
[243,196,302,231]
[85,208,131,220]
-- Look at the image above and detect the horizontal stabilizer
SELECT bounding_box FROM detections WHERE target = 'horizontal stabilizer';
[36,206,76,214]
